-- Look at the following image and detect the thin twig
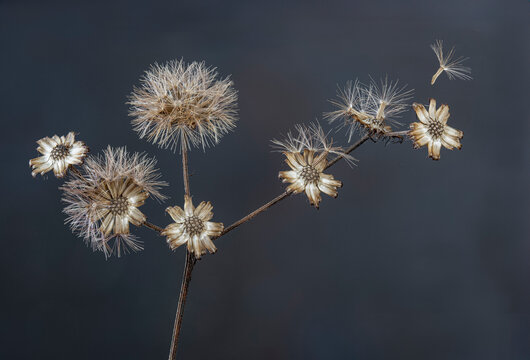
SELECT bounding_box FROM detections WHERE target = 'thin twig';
[217,133,373,240]
[324,133,371,169]
[143,221,164,233]
[218,190,291,237]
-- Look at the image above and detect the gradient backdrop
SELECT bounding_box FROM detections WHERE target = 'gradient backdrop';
[1,0,529,359]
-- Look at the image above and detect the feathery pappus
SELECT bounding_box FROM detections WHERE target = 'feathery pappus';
[128,59,238,152]
[29,132,88,178]
[61,147,167,257]
[162,196,223,259]
[325,77,413,140]
[272,123,354,208]
[409,98,464,160]
[430,40,472,85]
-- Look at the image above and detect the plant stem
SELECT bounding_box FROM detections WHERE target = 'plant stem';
[219,190,291,237]
[181,148,191,197]
[168,250,196,360]
[168,147,195,360]
[143,221,164,233]
[324,133,371,170]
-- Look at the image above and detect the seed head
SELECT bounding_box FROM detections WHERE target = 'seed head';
[128,59,238,152]
[409,98,464,160]
[61,147,167,257]
[29,132,88,178]
[162,195,223,259]
[325,77,413,140]
[273,123,353,208]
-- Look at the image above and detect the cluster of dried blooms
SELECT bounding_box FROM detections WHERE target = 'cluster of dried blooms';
[29,43,470,258]
[29,42,470,358]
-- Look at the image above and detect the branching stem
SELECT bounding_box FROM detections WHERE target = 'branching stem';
[153,133,376,359]
[168,147,195,360]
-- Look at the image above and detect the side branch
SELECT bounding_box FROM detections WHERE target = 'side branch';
[325,133,371,169]
[143,221,164,233]
[218,191,291,237]
[218,133,373,239]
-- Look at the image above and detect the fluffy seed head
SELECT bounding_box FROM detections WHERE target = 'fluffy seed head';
[128,59,238,151]
[272,122,355,166]
[61,146,167,257]
[325,77,413,140]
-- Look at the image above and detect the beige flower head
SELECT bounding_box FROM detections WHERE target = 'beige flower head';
[29,132,88,178]
[325,78,413,140]
[128,59,238,152]
[61,147,167,257]
[162,196,224,259]
[409,99,464,160]
[430,40,472,85]
[273,123,353,208]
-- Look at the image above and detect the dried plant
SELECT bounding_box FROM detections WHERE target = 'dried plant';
[61,146,166,257]
[29,132,88,178]
[30,44,470,359]
[163,195,223,258]
[409,99,464,160]
[129,59,238,151]
[324,77,413,141]
[430,40,472,85]
[273,123,352,208]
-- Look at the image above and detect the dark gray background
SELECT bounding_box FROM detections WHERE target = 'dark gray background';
[1,0,529,359]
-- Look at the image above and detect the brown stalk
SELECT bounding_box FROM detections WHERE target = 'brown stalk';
[168,147,196,360]
[143,221,164,233]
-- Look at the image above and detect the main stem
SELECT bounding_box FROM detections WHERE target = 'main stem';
[168,147,196,360]
[168,250,196,360]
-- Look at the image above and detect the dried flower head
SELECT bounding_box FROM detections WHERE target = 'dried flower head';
[162,196,223,259]
[430,40,472,85]
[325,78,413,140]
[409,99,463,160]
[273,123,352,208]
[128,59,238,151]
[29,132,88,178]
[61,147,167,257]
